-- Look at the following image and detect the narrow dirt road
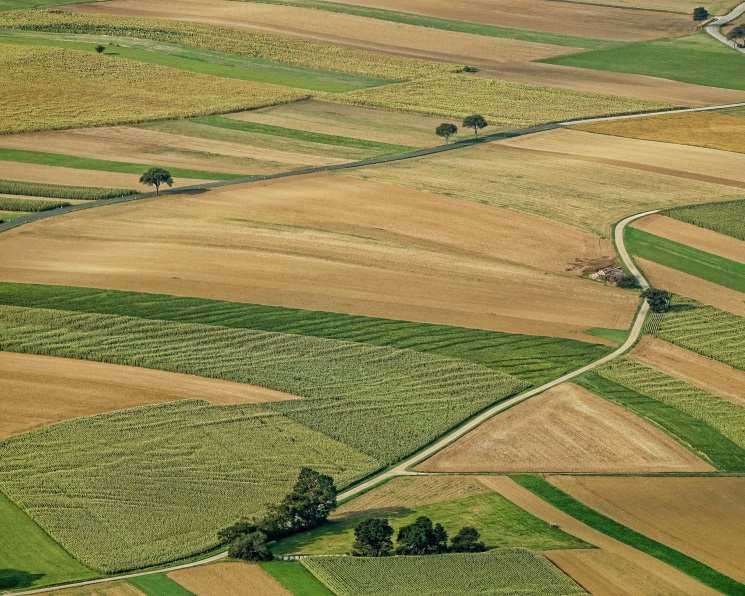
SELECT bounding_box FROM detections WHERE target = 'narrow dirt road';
[706,1,745,52]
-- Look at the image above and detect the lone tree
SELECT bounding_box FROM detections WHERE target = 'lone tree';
[396,516,448,555]
[353,518,394,556]
[727,24,745,47]
[228,531,273,562]
[94,44,106,54]
[693,6,709,21]
[139,167,173,195]
[641,288,670,313]
[435,123,458,144]
[449,527,487,553]
[463,114,488,137]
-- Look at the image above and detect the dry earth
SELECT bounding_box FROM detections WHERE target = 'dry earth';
[499,129,745,189]
[333,0,694,40]
[477,476,720,596]
[631,214,745,264]
[168,563,290,596]
[630,336,745,406]
[47,583,144,596]
[0,351,300,439]
[0,174,637,340]
[636,257,745,317]
[67,0,580,67]
[556,0,736,14]
[416,383,713,473]
[550,476,745,583]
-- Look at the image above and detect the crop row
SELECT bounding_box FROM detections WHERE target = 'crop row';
[664,198,745,241]
[0,197,69,212]
[0,400,377,573]
[597,358,745,448]
[0,179,134,200]
[0,305,528,463]
[0,9,455,81]
[300,549,588,596]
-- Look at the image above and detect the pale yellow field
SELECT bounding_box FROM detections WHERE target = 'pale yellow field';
[551,476,745,583]
[169,563,290,596]
[339,143,744,236]
[557,0,736,14]
[0,174,637,340]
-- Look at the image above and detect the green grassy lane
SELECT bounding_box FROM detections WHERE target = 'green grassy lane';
[128,573,195,595]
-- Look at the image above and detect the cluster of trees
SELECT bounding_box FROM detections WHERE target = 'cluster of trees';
[642,288,671,313]
[218,467,337,562]
[727,24,745,48]
[435,114,488,144]
[693,7,709,21]
[352,516,486,557]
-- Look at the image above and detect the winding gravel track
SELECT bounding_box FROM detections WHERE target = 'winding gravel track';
[706,1,745,52]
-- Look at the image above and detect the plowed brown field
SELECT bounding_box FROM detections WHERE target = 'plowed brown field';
[478,476,719,596]
[68,0,576,67]
[636,258,745,317]
[631,214,745,264]
[168,563,290,596]
[0,174,637,340]
[550,476,745,583]
[48,582,144,596]
[0,351,300,439]
[334,0,693,40]
[630,336,745,406]
[560,0,735,14]
[416,383,712,473]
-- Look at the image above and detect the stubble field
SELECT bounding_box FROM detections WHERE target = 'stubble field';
[168,562,290,596]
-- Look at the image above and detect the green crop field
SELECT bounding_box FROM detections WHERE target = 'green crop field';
[664,199,745,241]
[625,226,745,292]
[0,400,378,572]
[0,304,527,464]
[0,0,98,10]
[544,34,745,91]
[273,491,587,555]
[300,549,588,596]
[0,283,613,386]
[0,492,98,590]
[128,574,195,595]
[261,561,335,595]
[0,179,135,200]
[0,197,68,212]
[651,296,745,371]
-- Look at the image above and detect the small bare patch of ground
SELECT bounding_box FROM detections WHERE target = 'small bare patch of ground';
[630,336,745,407]
[0,351,300,439]
[416,383,713,473]
[550,476,745,583]
[168,562,290,596]
[48,582,144,596]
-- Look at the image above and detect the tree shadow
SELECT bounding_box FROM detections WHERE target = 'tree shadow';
[0,569,44,590]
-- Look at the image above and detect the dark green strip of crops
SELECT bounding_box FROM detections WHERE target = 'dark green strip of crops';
[0,197,68,212]
[0,148,248,181]
[625,226,745,293]
[576,371,745,471]
[190,116,418,154]
[0,283,612,386]
[128,574,194,596]
[514,475,745,596]
[261,561,335,596]
[0,179,134,200]
[231,0,615,49]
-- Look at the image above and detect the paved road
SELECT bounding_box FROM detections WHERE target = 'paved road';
[706,1,745,52]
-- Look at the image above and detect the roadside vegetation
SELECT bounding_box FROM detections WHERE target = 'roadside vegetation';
[664,199,745,241]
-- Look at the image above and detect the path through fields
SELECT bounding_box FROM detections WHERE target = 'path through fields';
[706,1,745,52]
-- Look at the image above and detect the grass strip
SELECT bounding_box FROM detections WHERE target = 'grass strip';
[232,0,614,49]
[625,226,745,292]
[261,561,335,596]
[128,574,195,596]
[0,283,612,386]
[191,115,418,154]
[0,179,135,200]
[514,475,745,596]
[0,197,68,211]
[576,371,745,471]
[664,199,745,242]
[0,0,98,10]
[0,147,248,181]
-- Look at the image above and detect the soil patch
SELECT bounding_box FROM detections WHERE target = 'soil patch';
[48,582,144,596]
[168,562,290,596]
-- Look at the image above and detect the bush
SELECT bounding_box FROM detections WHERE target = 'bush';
[450,527,487,553]
[693,7,709,21]
[616,275,639,289]
[641,288,670,313]
[228,531,273,562]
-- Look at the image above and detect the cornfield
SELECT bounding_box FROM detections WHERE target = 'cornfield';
[0,197,69,212]
[300,549,588,595]
[664,199,745,241]
[0,179,135,200]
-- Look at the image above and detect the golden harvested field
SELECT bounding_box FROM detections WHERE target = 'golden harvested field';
[67,0,577,66]
[334,0,694,41]
[168,563,290,596]
[500,129,745,189]
[416,383,712,473]
[229,99,452,147]
[48,583,144,596]
[631,214,745,264]
[574,112,745,155]
[551,476,745,583]
[332,476,491,521]
[479,476,719,596]
[0,44,305,135]
[0,174,637,340]
[636,258,745,317]
[557,0,736,14]
[340,143,744,236]
[336,75,672,127]
[630,336,745,407]
[0,351,300,439]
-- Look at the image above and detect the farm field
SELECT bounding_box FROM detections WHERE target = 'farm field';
[550,476,745,583]
[47,583,144,596]
[300,549,587,596]
[125,574,193,596]
[0,175,640,340]
[0,162,174,191]
[0,179,135,200]
[416,383,713,473]
[168,562,290,596]
[0,350,300,439]
[573,111,745,155]
[665,198,745,241]
[556,0,736,12]
[261,561,334,595]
